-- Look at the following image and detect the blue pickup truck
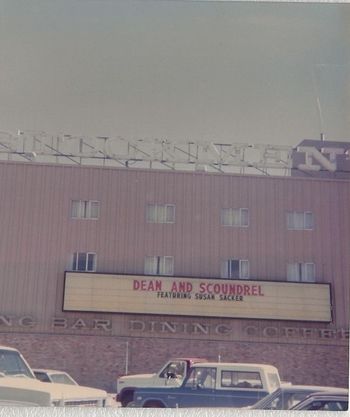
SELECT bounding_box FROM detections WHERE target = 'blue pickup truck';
[117,357,207,406]
[130,362,281,408]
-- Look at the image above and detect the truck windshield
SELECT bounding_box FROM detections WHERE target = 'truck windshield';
[159,361,186,379]
[0,349,34,378]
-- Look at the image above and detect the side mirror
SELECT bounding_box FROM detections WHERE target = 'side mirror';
[166,372,176,379]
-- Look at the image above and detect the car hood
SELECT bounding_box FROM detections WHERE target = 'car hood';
[119,373,155,381]
[0,376,107,401]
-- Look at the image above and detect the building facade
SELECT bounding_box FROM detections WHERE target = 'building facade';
[0,142,349,392]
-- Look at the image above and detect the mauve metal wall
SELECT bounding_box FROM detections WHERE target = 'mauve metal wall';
[0,161,349,327]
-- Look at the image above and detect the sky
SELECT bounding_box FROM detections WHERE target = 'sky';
[0,0,349,147]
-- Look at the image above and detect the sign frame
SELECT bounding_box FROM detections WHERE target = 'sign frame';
[63,272,333,323]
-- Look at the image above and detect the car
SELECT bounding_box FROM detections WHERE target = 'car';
[250,385,348,410]
[33,369,78,385]
[290,390,348,411]
[130,362,281,408]
[0,346,108,407]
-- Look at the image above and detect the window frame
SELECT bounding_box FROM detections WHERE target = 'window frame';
[72,252,97,272]
[146,204,176,224]
[220,370,263,390]
[144,255,174,276]
[221,259,250,279]
[287,211,314,230]
[71,200,100,220]
[184,367,217,389]
[287,262,315,282]
[221,208,249,227]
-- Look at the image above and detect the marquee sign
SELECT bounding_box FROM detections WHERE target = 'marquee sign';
[63,273,332,322]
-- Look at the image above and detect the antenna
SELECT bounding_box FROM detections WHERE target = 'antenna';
[311,65,325,140]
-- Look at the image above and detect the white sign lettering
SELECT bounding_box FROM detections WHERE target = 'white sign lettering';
[1,131,348,175]
[0,313,348,341]
[0,315,36,328]
[129,319,349,340]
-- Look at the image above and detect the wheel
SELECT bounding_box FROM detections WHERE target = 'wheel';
[121,391,134,407]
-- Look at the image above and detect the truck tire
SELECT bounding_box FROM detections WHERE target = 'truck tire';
[121,391,134,407]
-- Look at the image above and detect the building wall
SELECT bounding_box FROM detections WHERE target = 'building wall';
[0,332,347,392]
[0,160,348,390]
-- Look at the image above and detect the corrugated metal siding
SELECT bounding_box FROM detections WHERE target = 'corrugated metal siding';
[0,161,348,328]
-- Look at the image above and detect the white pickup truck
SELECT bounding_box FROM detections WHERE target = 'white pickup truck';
[0,345,108,407]
[117,357,207,407]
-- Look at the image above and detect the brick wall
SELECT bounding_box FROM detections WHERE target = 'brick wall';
[0,332,348,392]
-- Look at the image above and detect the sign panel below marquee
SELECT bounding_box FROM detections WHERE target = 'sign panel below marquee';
[63,273,332,322]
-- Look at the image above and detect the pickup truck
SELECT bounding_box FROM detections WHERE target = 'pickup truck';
[0,345,108,407]
[117,357,207,407]
[130,362,281,408]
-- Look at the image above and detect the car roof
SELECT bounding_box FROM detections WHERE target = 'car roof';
[0,346,20,352]
[190,362,278,371]
[169,358,207,362]
[250,385,348,410]
[303,389,349,397]
[33,369,69,375]
[279,385,349,393]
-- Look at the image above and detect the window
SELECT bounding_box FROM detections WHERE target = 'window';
[71,200,99,219]
[0,349,33,378]
[221,208,249,227]
[72,252,96,272]
[261,392,310,410]
[287,262,315,282]
[50,373,77,386]
[144,256,174,276]
[146,204,175,223]
[34,372,51,383]
[306,400,348,411]
[221,259,249,279]
[267,372,281,393]
[184,367,217,389]
[287,211,313,230]
[221,371,263,389]
[159,361,186,379]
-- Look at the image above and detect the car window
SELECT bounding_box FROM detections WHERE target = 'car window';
[184,367,216,389]
[286,393,313,409]
[221,371,262,389]
[307,400,348,411]
[159,361,186,379]
[50,373,76,385]
[267,372,280,392]
[0,350,34,378]
[34,372,51,383]
[253,391,314,410]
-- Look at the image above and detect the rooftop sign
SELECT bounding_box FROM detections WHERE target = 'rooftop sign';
[1,131,349,176]
[63,273,332,322]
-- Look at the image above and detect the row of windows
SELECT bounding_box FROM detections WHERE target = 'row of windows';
[71,252,316,282]
[184,368,264,390]
[71,201,314,230]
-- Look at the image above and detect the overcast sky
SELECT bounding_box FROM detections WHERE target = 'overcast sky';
[0,0,349,146]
